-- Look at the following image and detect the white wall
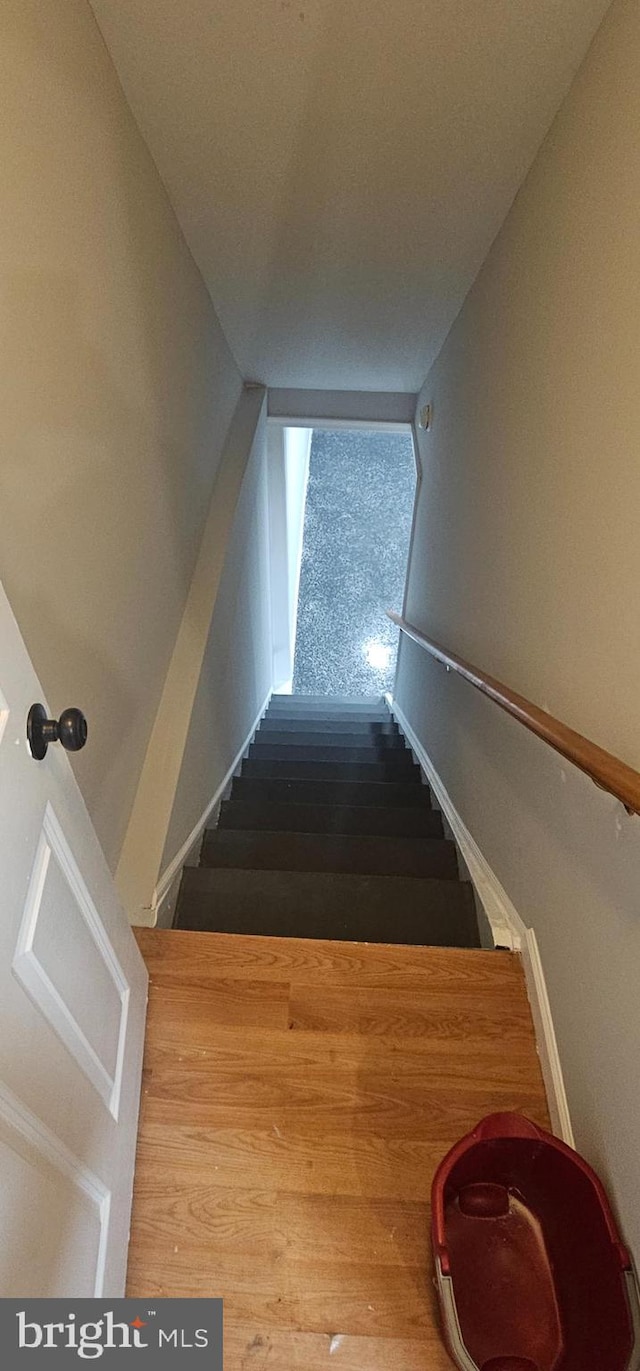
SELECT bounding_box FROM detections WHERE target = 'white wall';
[116,387,268,922]
[0,0,242,871]
[396,0,640,1258]
[159,405,274,895]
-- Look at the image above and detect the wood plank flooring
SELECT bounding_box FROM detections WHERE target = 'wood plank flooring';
[128,930,550,1369]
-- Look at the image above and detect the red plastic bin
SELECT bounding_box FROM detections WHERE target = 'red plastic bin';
[432,1113,639,1371]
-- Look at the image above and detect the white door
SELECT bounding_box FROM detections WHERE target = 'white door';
[0,581,148,1298]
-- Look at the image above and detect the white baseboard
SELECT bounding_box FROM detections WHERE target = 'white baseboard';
[520,927,575,1146]
[388,696,523,951]
[388,694,574,1145]
[151,689,272,927]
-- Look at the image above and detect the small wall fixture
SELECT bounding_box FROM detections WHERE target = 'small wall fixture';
[418,403,432,431]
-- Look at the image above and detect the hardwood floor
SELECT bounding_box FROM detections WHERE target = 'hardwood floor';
[128,930,549,1369]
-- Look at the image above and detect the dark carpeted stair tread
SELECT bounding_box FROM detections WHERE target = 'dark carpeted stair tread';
[229,776,432,808]
[218,799,444,838]
[252,729,406,750]
[175,867,479,947]
[241,757,421,782]
[247,742,415,765]
[258,718,400,736]
[269,695,384,709]
[175,697,481,950]
[266,708,390,724]
[201,828,459,879]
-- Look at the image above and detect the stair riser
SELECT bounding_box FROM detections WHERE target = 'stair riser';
[266,710,390,725]
[242,759,420,782]
[269,696,384,710]
[218,801,443,838]
[201,830,459,879]
[254,730,405,749]
[249,744,412,765]
[176,869,478,947]
[259,718,399,736]
[230,777,431,807]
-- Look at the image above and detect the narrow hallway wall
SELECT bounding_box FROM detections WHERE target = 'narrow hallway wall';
[0,0,242,870]
[397,0,640,1257]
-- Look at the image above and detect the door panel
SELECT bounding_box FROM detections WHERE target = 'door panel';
[0,1080,108,1297]
[0,581,148,1296]
[15,803,130,1115]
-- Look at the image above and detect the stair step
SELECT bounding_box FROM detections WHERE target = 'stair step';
[265,712,391,727]
[241,757,420,783]
[269,695,384,709]
[254,729,405,750]
[248,743,413,766]
[175,868,479,947]
[258,718,399,737]
[219,799,444,838]
[230,776,431,808]
[201,829,459,879]
[264,718,391,729]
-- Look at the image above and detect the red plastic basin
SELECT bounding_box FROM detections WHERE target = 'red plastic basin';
[432,1114,639,1371]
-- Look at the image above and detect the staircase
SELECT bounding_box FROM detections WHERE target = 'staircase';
[175,695,480,947]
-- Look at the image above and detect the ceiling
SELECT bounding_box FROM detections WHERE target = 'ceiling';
[89,0,611,392]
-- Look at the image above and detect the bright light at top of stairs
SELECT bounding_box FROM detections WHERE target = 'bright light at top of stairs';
[364,639,391,670]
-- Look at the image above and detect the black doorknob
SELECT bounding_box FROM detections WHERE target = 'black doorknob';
[27,703,88,761]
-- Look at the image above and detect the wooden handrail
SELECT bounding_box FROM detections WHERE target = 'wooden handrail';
[388,610,640,815]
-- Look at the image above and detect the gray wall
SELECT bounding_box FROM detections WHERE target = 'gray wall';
[162,413,274,871]
[396,0,640,1257]
[0,0,242,870]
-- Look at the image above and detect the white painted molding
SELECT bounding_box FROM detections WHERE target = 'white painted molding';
[269,417,413,433]
[151,688,272,927]
[0,682,8,748]
[389,697,522,951]
[401,428,422,622]
[267,387,417,427]
[387,693,574,1145]
[267,427,311,690]
[284,427,312,676]
[0,1078,111,1296]
[520,927,575,1146]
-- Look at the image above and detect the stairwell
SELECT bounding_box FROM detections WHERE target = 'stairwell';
[175,695,481,948]
[131,704,552,1352]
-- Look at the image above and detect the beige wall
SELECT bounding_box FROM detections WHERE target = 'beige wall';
[161,406,274,878]
[0,0,242,870]
[397,0,640,1256]
[115,386,270,921]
